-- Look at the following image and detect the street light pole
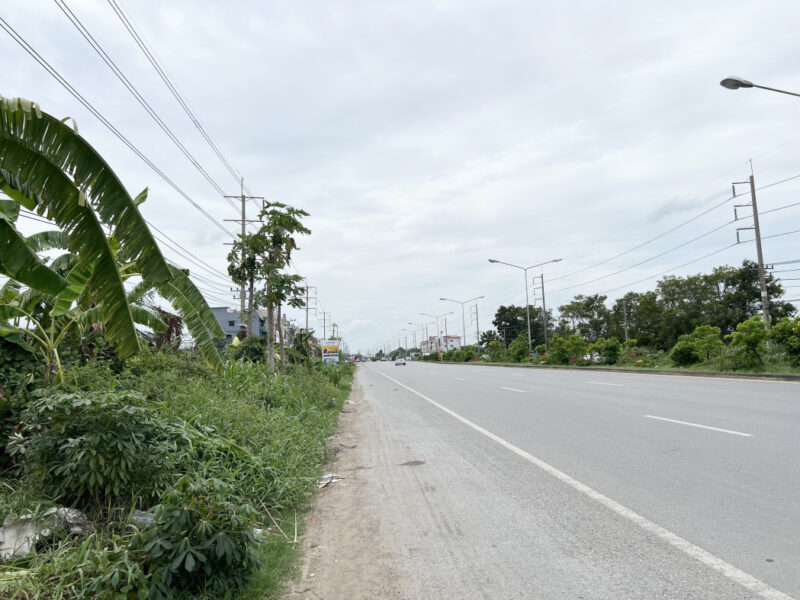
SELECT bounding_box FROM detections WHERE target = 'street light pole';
[489,258,562,356]
[720,76,800,98]
[440,295,485,350]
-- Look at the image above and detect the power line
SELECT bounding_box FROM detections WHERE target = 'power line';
[54,1,238,213]
[0,16,234,237]
[105,0,262,212]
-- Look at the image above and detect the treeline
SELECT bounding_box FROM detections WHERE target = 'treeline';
[486,260,795,351]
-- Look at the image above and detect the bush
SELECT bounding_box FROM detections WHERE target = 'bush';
[727,315,769,369]
[486,340,505,362]
[8,389,187,511]
[228,336,268,363]
[507,334,529,362]
[547,335,588,365]
[136,476,260,598]
[771,317,800,366]
[669,341,700,366]
[588,337,622,365]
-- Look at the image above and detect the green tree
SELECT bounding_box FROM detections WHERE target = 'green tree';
[687,325,724,361]
[507,333,529,362]
[770,317,800,366]
[479,330,501,347]
[727,316,769,368]
[487,340,505,362]
[588,337,622,365]
[558,294,611,342]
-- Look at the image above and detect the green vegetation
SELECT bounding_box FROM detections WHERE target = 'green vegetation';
[0,95,352,599]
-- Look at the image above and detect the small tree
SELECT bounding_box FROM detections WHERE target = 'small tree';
[727,315,769,368]
[507,333,529,362]
[687,325,724,361]
[487,340,505,362]
[588,337,622,365]
[770,316,800,366]
[670,341,699,366]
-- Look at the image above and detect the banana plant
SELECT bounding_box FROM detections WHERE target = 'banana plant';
[0,95,224,369]
[0,95,170,358]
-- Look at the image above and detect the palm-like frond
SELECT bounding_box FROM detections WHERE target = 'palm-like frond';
[157,265,223,369]
[0,219,68,295]
[25,230,70,253]
[130,304,168,334]
[0,157,139,358]
[0,96,170,284]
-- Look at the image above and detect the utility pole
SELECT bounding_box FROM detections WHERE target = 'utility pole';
[472,304,480,347]
[321,311,330,340]
[540,272,549,350]
[733,173,771,327]
[623,300,629,342]
[224,177,264,336]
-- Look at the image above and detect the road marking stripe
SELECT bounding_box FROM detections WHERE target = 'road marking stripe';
[587,381,624,387]
[643,415,753,437]
[367,366,791,600]
[453,377,465,381]
[500,386,526,393]
[512,374,527,377]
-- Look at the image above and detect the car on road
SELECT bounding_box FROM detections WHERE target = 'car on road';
[395,356,406,366]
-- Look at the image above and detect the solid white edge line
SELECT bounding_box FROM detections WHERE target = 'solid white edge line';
[500,386,526,393]
[366,366,792,600]
[453,377,465,381]
[643,415,754,437]
[586,381,624,387]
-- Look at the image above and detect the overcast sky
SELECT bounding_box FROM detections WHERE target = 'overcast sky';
[4,0,800,353]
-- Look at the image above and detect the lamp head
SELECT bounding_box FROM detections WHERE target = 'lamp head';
[488,259,498,263]
[720,76,754,90]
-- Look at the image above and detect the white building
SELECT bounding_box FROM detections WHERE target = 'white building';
[420,335,461,355]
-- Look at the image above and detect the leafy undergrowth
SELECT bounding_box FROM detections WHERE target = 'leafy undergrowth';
[0,352,353,599]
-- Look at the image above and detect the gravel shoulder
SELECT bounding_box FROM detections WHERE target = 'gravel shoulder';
[283,373,404,600]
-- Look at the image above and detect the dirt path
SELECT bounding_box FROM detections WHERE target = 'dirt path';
[283,372,405,600]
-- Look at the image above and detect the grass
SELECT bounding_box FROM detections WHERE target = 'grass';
[0,352,354,599]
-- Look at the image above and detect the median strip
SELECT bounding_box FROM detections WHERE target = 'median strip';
[643,415,753,437]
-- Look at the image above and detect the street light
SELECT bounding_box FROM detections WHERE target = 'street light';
[440,296,484,349]
[420,312,453,358]
[488,258,562,355]
[719,76,800,98]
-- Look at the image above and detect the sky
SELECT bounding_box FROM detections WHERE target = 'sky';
[3,0,800,354]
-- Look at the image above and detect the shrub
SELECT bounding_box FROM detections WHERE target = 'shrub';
[507,334,529,362]
[771,317,800,366]
[228,336,268,363]
[8,389,187,510]
[686,325,724,361]
[486,340,505,362]
[136,476,260,598]
[588,337,622,365]
[727,315,769,369]
[547,335,588,365]
[669,340,699,366]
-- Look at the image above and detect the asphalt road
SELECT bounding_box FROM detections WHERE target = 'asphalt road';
[355,361,800,599]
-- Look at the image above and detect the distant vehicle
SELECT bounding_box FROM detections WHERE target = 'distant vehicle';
[395,356,406,366]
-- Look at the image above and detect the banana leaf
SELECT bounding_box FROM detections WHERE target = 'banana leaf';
[0,96,170,284]
[0,219,68,295]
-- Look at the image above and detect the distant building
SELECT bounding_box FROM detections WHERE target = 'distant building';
[420,335,461,355]
[210,307,266,342]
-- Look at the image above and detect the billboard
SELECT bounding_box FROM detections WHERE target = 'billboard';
[321,340,340,363]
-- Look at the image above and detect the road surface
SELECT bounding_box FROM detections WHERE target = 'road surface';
[293,362,800,599]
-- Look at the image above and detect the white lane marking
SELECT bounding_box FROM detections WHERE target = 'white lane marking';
[643,415,753,437]
[453,377,465,381]
[367,366,791,600]
[512,373,527,377]
[587,381,624,387]
[500,386,526,393]
[428,372,437,375]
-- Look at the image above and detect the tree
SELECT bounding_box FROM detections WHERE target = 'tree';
[771,317,800,366]
[558,294,611,342]
[507,333,529,362]
[588,337,622,365]
[258,202,310,373]
[686,325,724,361]
[479,330,501,347]
[727,316,769,368]
[492,305,546,348]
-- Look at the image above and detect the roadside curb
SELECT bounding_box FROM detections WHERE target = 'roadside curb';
[427,360,800,383]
